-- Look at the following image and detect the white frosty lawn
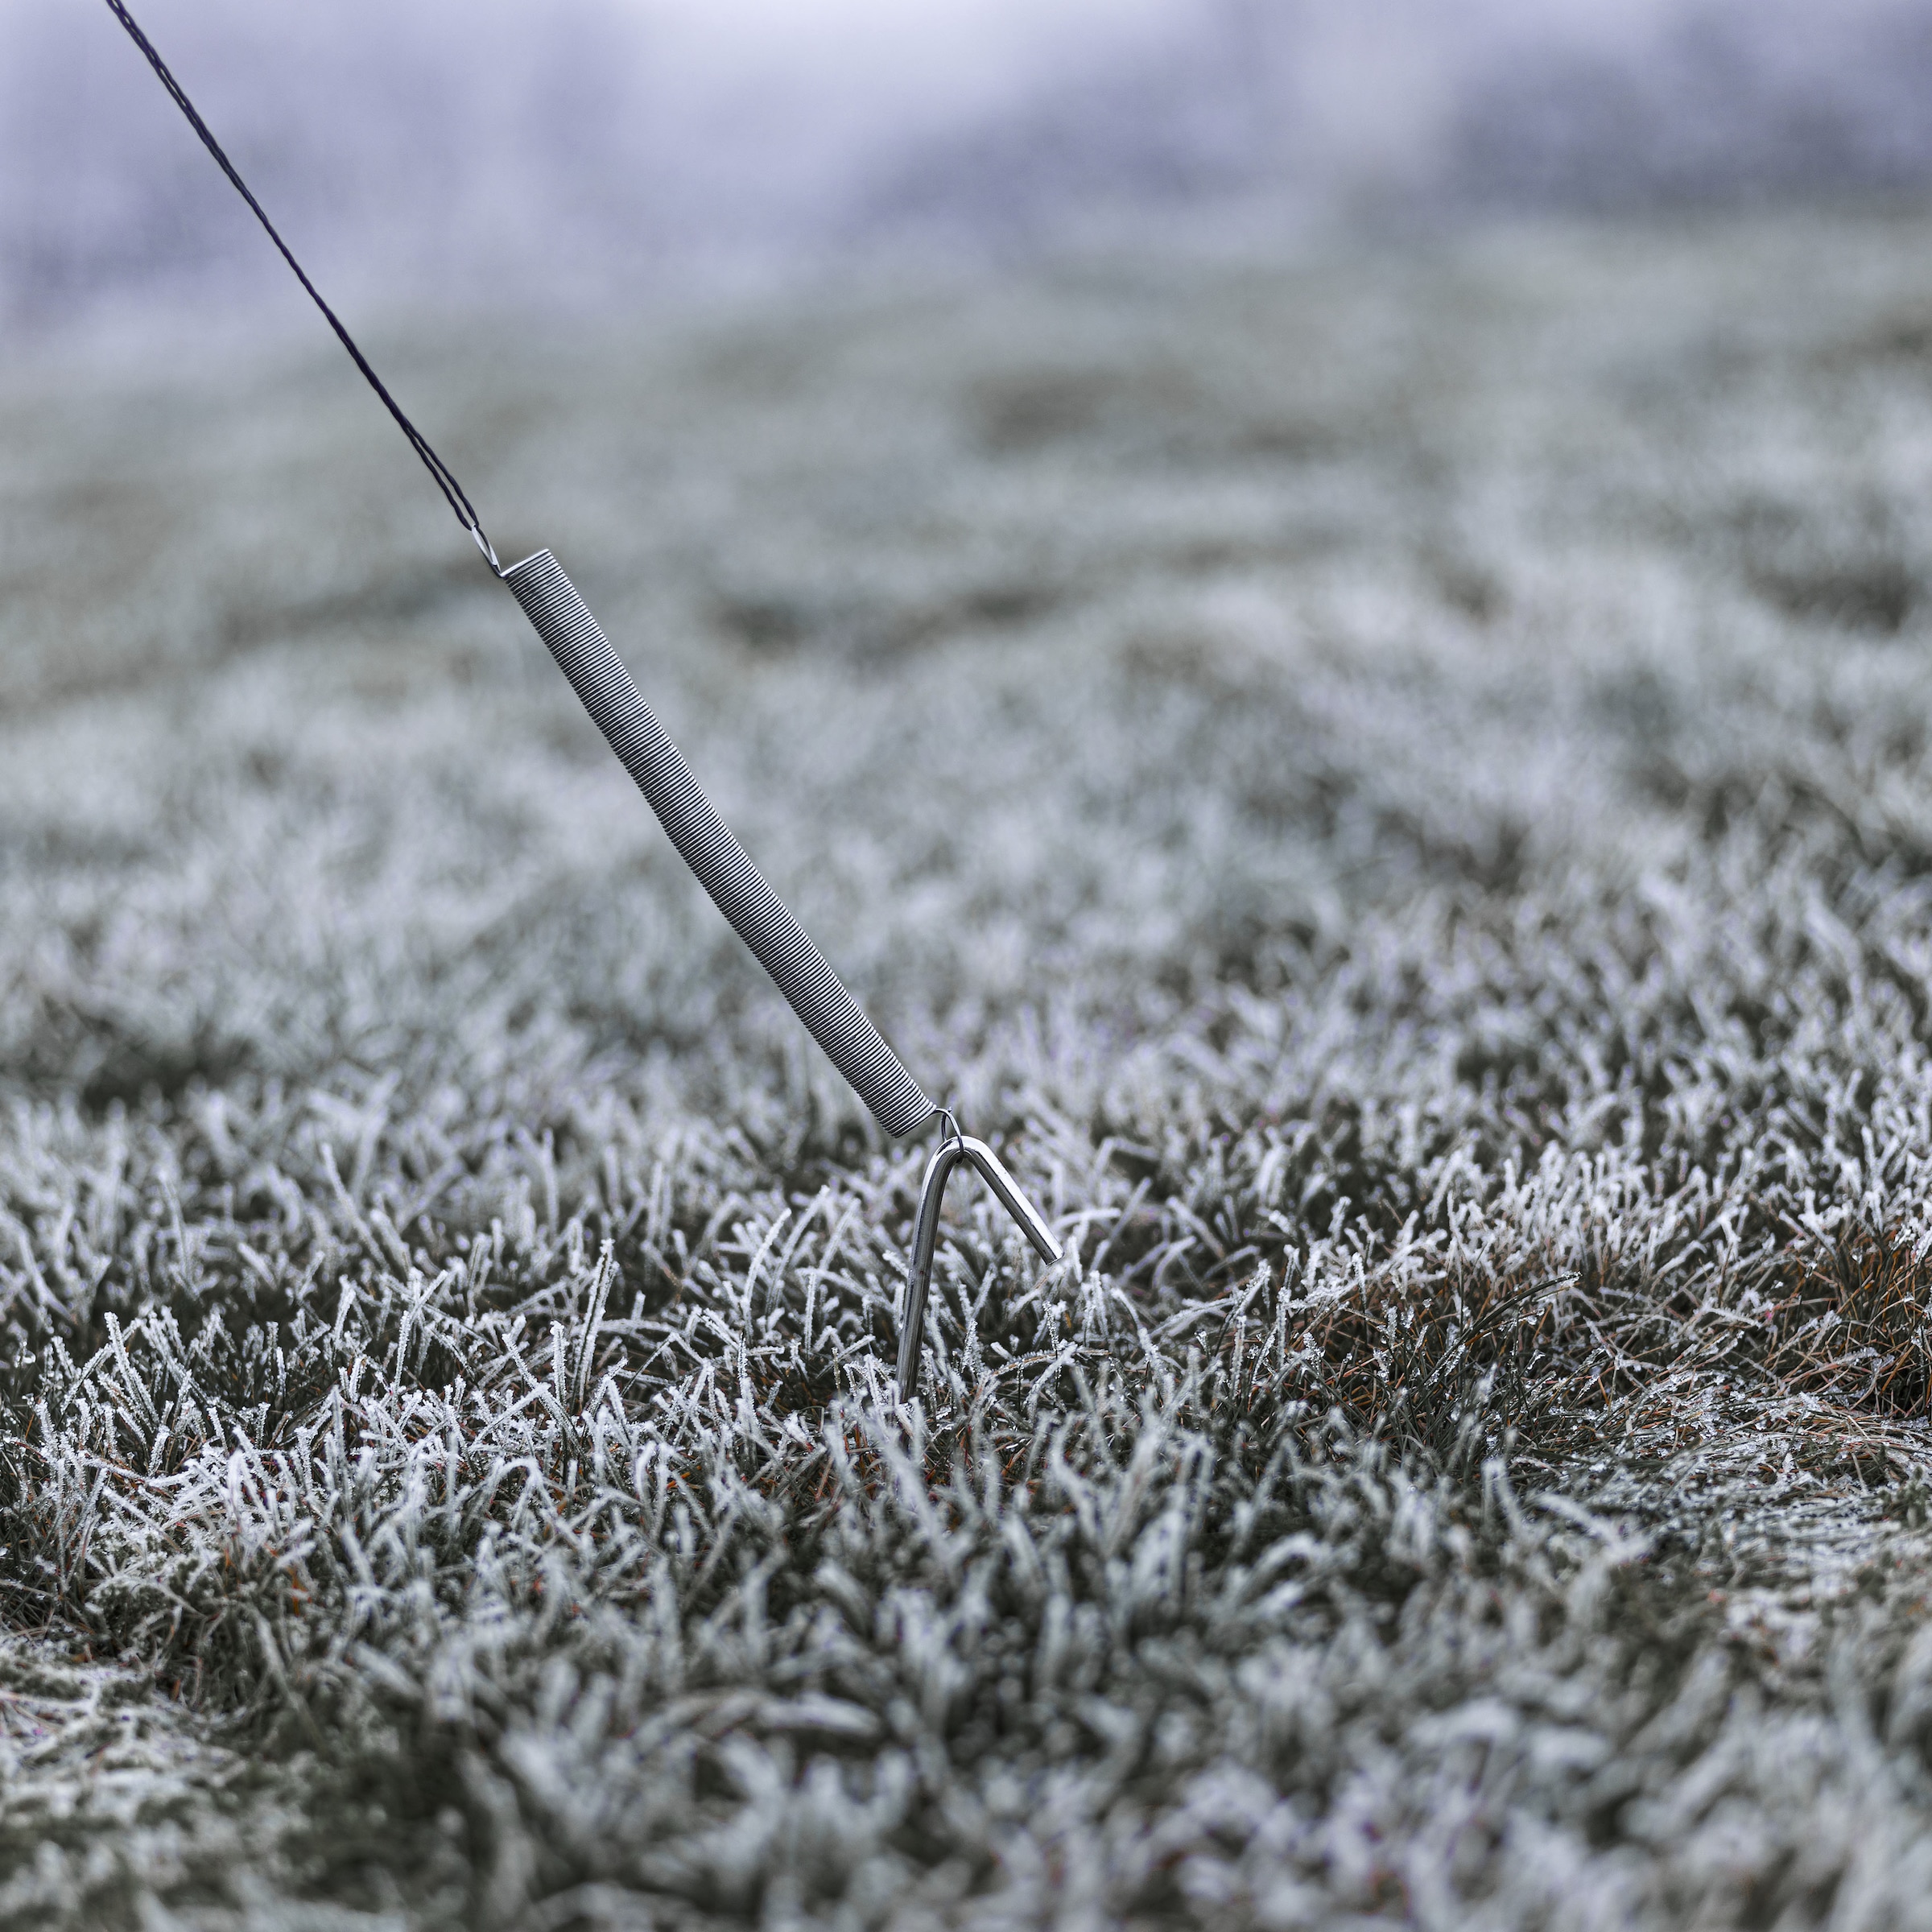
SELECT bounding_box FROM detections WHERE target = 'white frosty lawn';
[4,210,1932,1928]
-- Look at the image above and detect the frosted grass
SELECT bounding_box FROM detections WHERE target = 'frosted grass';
[6,213,1932,1926]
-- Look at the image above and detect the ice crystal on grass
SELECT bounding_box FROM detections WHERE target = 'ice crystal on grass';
[6,214,1932,1926]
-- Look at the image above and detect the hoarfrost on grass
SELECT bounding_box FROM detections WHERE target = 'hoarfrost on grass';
[6,213,1932,1926]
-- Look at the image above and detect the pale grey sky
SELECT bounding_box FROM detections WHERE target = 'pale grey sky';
[3,0,1927,327]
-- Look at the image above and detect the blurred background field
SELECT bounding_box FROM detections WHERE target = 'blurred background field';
[9,4,1932,1929]
[10,208,1932,1117]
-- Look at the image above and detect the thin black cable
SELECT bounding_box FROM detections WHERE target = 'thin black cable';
[101,0,499,568]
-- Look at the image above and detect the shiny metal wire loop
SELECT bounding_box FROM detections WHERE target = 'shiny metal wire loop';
[898,1134,1062,1397]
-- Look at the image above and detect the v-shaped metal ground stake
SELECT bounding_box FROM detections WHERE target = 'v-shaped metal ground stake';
[898,1130,1063,1398]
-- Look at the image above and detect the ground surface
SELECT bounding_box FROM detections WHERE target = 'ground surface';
[6,211,1932,1928]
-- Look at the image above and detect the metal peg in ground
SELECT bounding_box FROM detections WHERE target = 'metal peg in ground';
[898,1134,1063,1398]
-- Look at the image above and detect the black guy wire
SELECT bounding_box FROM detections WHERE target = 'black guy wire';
[101,0,500,569]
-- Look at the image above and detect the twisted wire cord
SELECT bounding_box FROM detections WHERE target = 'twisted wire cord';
[98,0,938,1137]
[101,0,497,563]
